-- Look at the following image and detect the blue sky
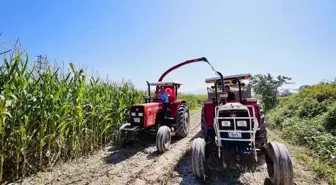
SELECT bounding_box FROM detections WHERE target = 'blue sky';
[1,0,335,93]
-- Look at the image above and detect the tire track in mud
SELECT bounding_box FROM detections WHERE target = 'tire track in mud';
[165,131,329,185]
[10,113,201,185]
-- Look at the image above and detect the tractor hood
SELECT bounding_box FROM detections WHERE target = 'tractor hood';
[218,102,246,110]
[132,102,160,107]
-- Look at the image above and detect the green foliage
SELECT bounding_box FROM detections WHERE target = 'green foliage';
[178,94,207,110]
[297,99,328,118]
[267,82,336,184]
[250,73,292,112]
[0,47,146,182]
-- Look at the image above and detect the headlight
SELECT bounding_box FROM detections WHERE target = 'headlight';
[221,120,231,127]
[138,112,143,116]
[237,120,247,127]
[131,112,136,116]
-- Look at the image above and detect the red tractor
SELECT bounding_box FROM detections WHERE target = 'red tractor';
[192,73,294,185]
[116,57,216,153]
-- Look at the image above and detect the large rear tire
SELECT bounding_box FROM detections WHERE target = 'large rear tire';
[116,123,131,147]
[265,142,294,185]
[192,138,207,181]
[201,106,208,138]
[156,126,172,153]
[175,103,190,138]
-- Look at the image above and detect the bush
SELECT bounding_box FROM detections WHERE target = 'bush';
[267,82,336,184]
[297,99,328,118]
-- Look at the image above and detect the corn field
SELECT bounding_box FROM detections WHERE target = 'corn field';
[0,48,145,182]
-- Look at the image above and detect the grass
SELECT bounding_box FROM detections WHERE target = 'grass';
[267,82,336,184]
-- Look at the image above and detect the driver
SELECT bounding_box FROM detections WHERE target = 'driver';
[220,85,236,105]
[225,85,236,101]
[157,87,169,118]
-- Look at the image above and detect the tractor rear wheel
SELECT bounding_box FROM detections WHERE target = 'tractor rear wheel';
[175,103,190,138]
[201,106,208,138]
[156,126,172,153]
[192,138,207,181]
[265,142,294,185]
[116,123,131,147]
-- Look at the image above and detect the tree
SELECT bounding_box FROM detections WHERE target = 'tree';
[250,73,292,112]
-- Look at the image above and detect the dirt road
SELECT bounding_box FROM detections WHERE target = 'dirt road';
[9,113,201,185]
[166,131,329,185]
[8,112,328,185]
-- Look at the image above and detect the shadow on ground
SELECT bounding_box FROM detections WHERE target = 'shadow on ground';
[145,136,181,160]
[104,134,157,164]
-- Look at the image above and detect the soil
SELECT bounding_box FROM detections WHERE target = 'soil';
[6,112,328,185]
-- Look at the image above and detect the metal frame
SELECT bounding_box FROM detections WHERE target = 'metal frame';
[213,104,259,160]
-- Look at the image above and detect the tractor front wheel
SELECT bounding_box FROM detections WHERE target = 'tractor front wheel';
[116,123,131,147]
[192,138,207,181]
[175,103,190,138]
[156,126,172,153]
[265,142,294,185]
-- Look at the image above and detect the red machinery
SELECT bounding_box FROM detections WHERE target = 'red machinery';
[116,57,224,153]
[192,73,294,185]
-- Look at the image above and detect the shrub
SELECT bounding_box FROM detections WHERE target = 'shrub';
[267,82,336,184]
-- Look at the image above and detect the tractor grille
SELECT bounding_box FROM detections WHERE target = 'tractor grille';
[218,109,251,130]
[130,106,144,127]
[217,109,252,140]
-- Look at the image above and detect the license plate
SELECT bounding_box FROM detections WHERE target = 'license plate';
[228,132,242,138]
[133,118,140,123]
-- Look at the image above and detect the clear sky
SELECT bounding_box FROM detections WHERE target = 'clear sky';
[1,0,335,93]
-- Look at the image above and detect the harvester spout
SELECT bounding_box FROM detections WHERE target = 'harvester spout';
[156,57,225,93]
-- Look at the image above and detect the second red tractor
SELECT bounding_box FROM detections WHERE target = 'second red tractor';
[116,57,214,153]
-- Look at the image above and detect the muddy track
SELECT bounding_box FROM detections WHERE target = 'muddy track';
[9,113,202,185]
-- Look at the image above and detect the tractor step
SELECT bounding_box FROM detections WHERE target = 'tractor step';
[164,117,175,120]
[122,125,140,131]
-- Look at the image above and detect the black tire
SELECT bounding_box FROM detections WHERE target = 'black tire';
[265,142,294,185]
[201,106,208,138]
[192,138,206,181]
[156,126,171,153]
[175,103,190,138]
[116,123,131,147]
